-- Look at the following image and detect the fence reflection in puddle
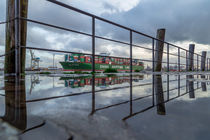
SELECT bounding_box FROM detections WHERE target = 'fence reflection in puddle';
[0,74,209,136]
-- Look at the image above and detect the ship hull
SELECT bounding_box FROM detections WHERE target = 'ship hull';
[60,62,144,72]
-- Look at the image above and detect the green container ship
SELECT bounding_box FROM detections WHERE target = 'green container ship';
[60,53,144,72]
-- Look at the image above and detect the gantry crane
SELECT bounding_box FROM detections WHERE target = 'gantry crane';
[30,49,41,70]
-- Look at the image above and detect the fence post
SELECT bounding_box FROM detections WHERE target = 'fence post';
[188,44,195,71]
[15,0,21,76]
[90,75,95,115]
[154,29,166,72]
[207,58,210,71]
[178,48,180,71]
[201,51,207,71]
[186,51,188,71]
[167,44,169,72]
[197,54,199,71]
[3,76,27,130]
[154,75,166,115]
[167,74,169,100]
[178,75,180,96]
[152,39,155,72]
[152,75,155,105]
[187,75,195,98]
[130,74,133,114]
[201,75,207,91]
[5,0,28,75]
[130,30,132,73]
[209,58,210,71]
[92,17,95,73]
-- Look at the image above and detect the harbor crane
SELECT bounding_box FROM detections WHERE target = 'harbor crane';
[30,49,41,70]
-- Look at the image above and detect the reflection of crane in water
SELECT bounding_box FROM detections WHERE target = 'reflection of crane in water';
[1,76,46,134]
[29,75,41,94]
[30,49,41,70]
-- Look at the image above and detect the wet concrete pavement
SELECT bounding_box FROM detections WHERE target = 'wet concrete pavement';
[0,73,210,140]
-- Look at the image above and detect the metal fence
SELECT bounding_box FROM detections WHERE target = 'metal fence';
[22,74,210,120]
[1,73,209,135]
[0,0,210,73]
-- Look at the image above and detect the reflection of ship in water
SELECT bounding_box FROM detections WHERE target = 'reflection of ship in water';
[60,75,144,88]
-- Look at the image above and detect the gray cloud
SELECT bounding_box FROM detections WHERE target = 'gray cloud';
[28,0,92,34]
[0,0,6,22]
[2,0,210,47]
[111,0,210,45]
[26,0,210,50]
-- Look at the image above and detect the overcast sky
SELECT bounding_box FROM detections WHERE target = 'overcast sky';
[0,0,210,68]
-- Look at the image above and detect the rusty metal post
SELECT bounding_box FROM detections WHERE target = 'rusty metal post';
[186,51,188,71]
[90,75,95,115]
[92,17,95,73]
[152,39,155,72]
[154,29,166,71]
[178,48,180,71]
[167,43,169,72]
[3,76,27,130]
[187,75,195,98]
[167,74,169,100]
[209,58,210,71]
[129,74,133,115]
[188,44,195,71]
[197,54,199,71]
[130,30,132,73]
[154,74,166,115]
[178,75,180,96]
[201,51,207,71]
[5,0,28,75]
[5,0,16,74]
[201,75,207,91]
[15,0,21,75]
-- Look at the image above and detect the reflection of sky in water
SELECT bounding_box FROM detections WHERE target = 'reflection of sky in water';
[0,75,4,95]
[25,74,149,101]
[0,96,5,116]
[25,74,210,113]
[126,94,210,140]
[0,75,5,116]
[1,74,210,140]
